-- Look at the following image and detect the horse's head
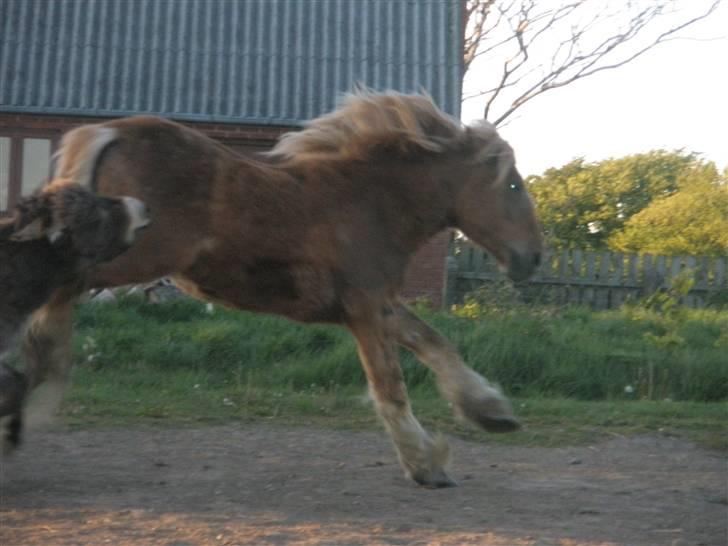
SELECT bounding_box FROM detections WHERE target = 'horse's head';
[450,122,542,282]
[8,180,150,265]
[267,91,542,282]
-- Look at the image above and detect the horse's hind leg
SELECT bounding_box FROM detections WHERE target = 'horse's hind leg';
[384,304,519,433]
[21,284,83,426]
[349,317,455,488]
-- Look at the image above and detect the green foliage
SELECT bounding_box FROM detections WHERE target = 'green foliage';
[73,296,362,390]
[608,178,728,256]
[619,271,728,399]
[452,279,526,318]
[527,150,722,250]
[640,268,695,316]
[71,296,728,404]
[453,274,728,401]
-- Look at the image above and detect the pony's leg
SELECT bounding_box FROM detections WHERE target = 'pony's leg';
[384,304,519,433]
[21,284,82,426]
[349,318,455,488]
[0,363,27,454]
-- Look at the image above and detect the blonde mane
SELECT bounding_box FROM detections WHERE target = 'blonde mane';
[269,91,510,167]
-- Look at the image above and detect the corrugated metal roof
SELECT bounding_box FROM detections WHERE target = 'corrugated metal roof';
[0,0,463,125]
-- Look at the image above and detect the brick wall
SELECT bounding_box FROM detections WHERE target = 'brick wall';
[1,112,450,308]
[401,230,451,308]
[0,112,291,144]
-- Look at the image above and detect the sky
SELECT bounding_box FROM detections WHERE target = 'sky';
[461,1,728,178]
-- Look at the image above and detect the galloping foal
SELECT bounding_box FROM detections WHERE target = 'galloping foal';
[24,92,541,487]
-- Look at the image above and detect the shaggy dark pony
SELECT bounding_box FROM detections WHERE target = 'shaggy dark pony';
[0,180,149,452]
[23,91,541,487]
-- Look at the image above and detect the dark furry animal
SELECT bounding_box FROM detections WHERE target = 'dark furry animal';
[0,180,149,452]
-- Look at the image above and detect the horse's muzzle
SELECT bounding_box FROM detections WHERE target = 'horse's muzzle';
[507,249,541,283]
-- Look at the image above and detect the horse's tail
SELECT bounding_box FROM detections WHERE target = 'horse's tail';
[53,124,118,190]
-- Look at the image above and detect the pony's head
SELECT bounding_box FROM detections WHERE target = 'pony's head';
[7,180,151,265]
[450,121,542,282]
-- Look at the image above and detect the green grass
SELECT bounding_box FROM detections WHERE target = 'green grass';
[62,372,727,451]
[71,296,728,402]
[42,296,728,451]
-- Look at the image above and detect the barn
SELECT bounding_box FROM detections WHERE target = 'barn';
[0,0,464,306]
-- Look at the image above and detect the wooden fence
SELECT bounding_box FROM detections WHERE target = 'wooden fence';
[446,241,727,309]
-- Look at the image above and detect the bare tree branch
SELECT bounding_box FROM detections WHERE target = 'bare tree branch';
[463,0,498,74]
[462,0,722,126]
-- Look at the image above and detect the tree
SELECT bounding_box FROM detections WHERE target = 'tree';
[462,0,721,126]
[608,176,728,256]
[526,150,717,249]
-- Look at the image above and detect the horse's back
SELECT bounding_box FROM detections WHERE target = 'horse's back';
[72,117,318,301]
[67,117,230,287]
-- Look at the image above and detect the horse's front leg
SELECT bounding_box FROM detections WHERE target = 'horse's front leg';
[384,304,519,433]
[348,316,456,488]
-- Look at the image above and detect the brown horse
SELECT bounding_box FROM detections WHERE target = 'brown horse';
[25,91,541,487]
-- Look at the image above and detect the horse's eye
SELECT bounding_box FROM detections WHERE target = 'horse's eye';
[509,182,520,192]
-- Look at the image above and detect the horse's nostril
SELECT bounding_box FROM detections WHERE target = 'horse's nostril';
[533,252,542,267]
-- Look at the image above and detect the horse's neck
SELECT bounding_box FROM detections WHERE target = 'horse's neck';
[373,160,452,244]
[303,157,450,247]
[229,154,451,253]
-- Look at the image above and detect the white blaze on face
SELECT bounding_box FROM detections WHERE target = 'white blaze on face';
[121,197,150,244]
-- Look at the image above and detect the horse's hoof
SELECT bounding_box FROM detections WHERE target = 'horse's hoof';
[411,469,458,488]
[474,414,521,433]
[456,389,520,433]
[0,415,22,457]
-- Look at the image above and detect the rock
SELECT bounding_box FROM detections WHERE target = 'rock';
[90,289,116,303]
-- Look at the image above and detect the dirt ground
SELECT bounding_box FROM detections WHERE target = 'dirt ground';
[0,424,725,546]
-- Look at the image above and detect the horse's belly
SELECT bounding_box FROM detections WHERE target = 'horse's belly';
[176,259,345,323]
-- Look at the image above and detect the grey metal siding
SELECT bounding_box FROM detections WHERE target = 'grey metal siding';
[0,0,463,124]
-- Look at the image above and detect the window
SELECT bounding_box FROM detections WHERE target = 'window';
[0,136,54,215]
[21,138,52,195]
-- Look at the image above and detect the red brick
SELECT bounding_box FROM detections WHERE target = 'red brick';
[402,230,450,308]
